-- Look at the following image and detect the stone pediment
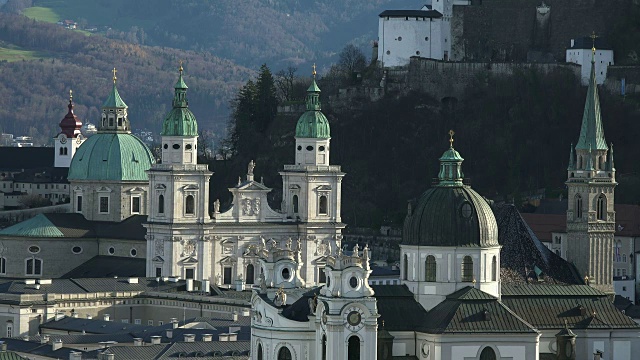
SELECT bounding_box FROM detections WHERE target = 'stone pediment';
[236,181,271,192]
[183,184,199,190]
[152,256,164,262]
[316,185,332,191]
[219,256,237,264]
[180,256,198,264]
[127,187,146,194]
[155,184,167,190]
[312,256,328,265]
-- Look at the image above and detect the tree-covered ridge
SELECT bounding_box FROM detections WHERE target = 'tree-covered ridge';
[0,13,254,144]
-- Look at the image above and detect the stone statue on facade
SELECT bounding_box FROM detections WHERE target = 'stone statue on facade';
[273,287,287,307]
[286,237,292,249]
[296,237,302,252]
[259,272,267,294]
[248,160,256,176]
[353,243,360,256]
[213,199,220,214]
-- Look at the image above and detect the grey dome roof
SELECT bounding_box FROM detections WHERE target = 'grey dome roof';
[402,185,499,247]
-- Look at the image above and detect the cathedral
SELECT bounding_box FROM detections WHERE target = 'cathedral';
[249,54,640,359]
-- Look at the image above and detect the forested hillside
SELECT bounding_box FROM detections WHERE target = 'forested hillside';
[0,13,254,144]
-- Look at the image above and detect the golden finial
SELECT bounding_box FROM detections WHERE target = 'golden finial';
[591,31,598,57]
[448,130,455,148]
[69,89,73,102]
[112,67,117,84]
[312,63,317,78]
[179,60,184,74]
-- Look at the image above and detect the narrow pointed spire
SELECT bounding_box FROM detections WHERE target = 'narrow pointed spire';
[173,62,189,108]
[567,143,575,170]
[607,143,615,171]
[59,89,83,138]
[576,35,607,151]
[103,67,127,108]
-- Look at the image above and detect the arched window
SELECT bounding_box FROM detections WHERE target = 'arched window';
[185,195,195,215]
[292,194,299,213]
[322,335,327,360]
[26,258,42,276]
[479,347,497,360]
[158,194,165,214]
[403,254,409,280]
[257,343,263,360]
[491,255,497,281]
[319,196,328,215]
[63,147,68,155]
[348,336,360,360]
[574,194,583,219]
[461,256,473,282]
[246,264,255,284]
[425,255,436,282]
[278,347,292,360]
[59,147,64,155]
[597,194,606,220]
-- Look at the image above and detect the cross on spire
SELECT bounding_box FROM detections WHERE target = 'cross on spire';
[69,89,73,102]
[448,130,455,148]
[590,31,598,60]
[312,63,317,78]
[179,60,184,74]
[112,67,117,84]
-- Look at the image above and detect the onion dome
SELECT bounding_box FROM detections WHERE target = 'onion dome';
[161,65,198,136]
[402,132,498,247]
[68,133,155,181]
[295,69,330,138]
[59,90,83,138]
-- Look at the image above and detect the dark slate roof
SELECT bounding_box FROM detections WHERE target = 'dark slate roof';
[95,214,147,240]
[0,277,186,296]
[494,204,583,285]
[0,148,54,170]
[502,285,639,330]
[419,287,536,334]
[0,338,88,359]
[158,341,250,359]
[102,344,167,360]
[379,10,442,18]
[282,287,321,322]
[0,350,27,360]
[61,255,146,278]
[372,285,430,332]
[28,333,136,344]
[41,316,151,334]
[569,36,611,50]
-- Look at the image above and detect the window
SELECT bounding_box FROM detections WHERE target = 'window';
[148,320,154,326]
[185,195,195,215]
[623,254,627,263]
[349,276,358,288]
[121,319,128,323]
[134,319,141,325]
[574,194,583,219]
[319,196,328,215]
[258,344,263,360]
[130,248,137,257]
[108,247,115,255]
[278,347,292,360]
[185,268,194,279]
[158,321,164,325]
[158,194,165,214]
[461,256,473,282]
[6,322,12,338]
[425,255,436,282]
[246,264,255,284]
[491,256,497,281]
[292,194,299,213]
[322,335,327,360]
[0,257,5,274]
[597,194,606,220]
[99,196,109,214]
[479,347,497,360]
[403,254,409,280]
[282,267,291,280]
[348,336,360,360]
[28,246,40,254]
[72,246,82,254]
[223,267,232,285]
[26,258,42,276]
[131,196,141,214]
[318,267,326,283]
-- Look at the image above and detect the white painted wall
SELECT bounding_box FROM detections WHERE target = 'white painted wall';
[566,48,614,85]
[378,16,444,66]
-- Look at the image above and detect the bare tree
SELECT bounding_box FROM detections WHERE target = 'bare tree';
[198,129,215,162]
[338,44,367,78]
[275,66,297,102]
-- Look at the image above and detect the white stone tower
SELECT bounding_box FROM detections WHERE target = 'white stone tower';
[145,65,212,280]
[279,70,345,284]
[54,90,85,168]
[565,47,616,294]
[316,244,378,360]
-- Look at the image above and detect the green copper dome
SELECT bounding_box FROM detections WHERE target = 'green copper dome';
[161,71,198,136]
[295,79,330,138]
[68,133,155,181]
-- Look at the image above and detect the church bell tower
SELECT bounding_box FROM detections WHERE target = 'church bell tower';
[565,41,616,294]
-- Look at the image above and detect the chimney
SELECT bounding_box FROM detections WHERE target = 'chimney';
[55,312,65,321]
[86,314,92,319]
[202,280,210,294]
[103,314,110,322]
[571,39,575,47]
[102,354,115,360]
[228,333,237,342]
[183,334,195,342]
[232,311,238,321]
[241,308,250,317]
[150,335,162,345]
[133,338,143,346]
[52,339,63,351]
[201,334,212,342]
[171,318,179,329]
[71,312,79,318]
[41,335,50,344]
[127,278,138,284]
[0,343,6,351]
[69,351,82,360]
[22,335,29,341]
[218,333,229,342]
[165,329,173,339]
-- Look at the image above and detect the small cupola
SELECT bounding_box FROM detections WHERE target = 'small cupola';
[100,68,130,133]
[58,89,83,138]
[161,63,198,137]
[437,130,464,186]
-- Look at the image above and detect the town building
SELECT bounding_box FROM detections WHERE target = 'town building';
[566,36,613,85]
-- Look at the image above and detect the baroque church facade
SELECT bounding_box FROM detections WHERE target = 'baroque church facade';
[249,56,640,359]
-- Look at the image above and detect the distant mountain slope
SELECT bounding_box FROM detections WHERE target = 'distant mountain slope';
[14,0,425,69]
[0,13,254,144]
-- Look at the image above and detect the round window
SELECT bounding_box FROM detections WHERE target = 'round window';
[28,245,40,254]
[185,144,192,150]
[297,145,302,151]
[130,248,137,257]
[349,276,358,289]
[172,144,180,149]
[108,247,115,255]
[397,36,402,41]
[306,146,313,151]
[318,146,325,152]
[461,203,473,219]
[72,246,82,254]
[386,50,391,55]
[425,36,429,41]
[282,267,291,280]
[163,144,168,149]
[416,51,421,55]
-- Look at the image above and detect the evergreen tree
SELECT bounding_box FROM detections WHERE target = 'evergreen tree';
[254,64,278,132]
[228,80,257,156]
